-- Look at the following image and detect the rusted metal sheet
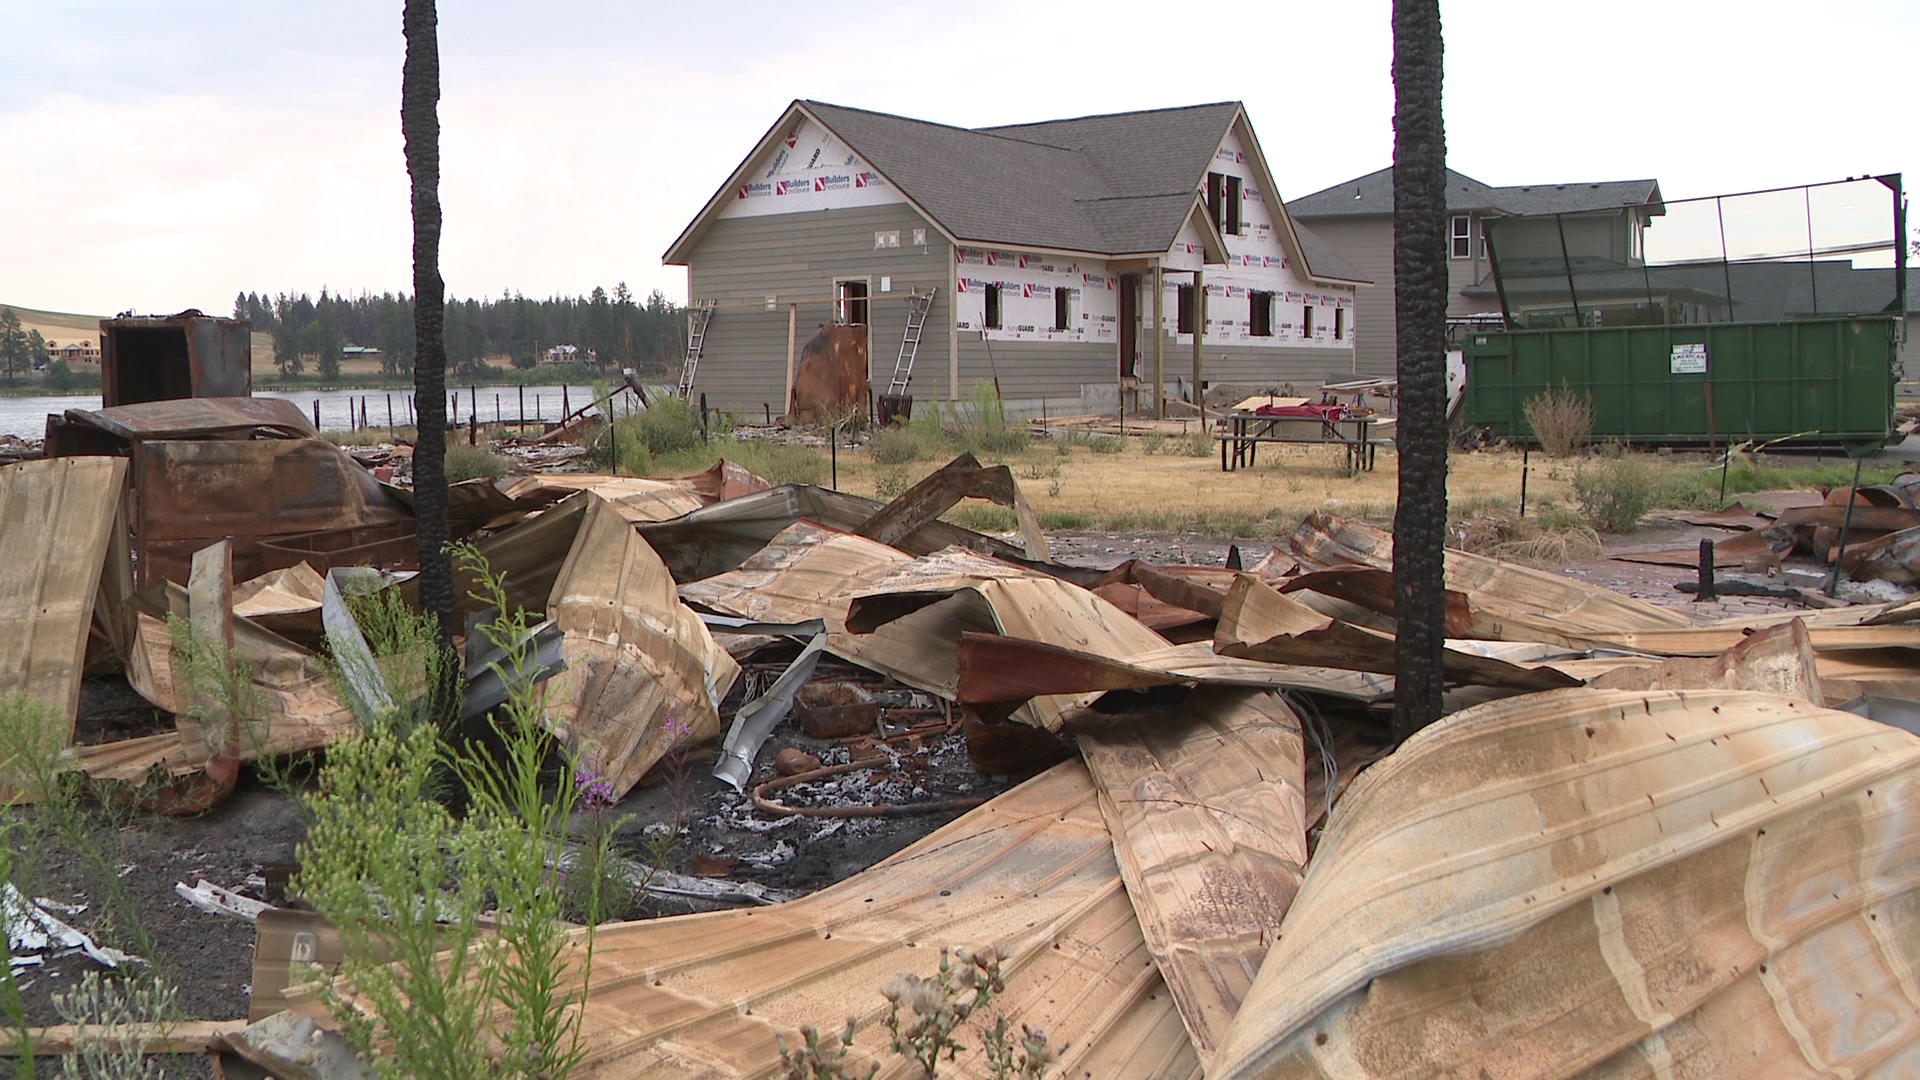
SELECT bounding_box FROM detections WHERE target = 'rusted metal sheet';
[1612,525,1793,569]
[955,634,1394,704]
[1572,621,1920,658]
[1277,567,1488,638]
[639,483,1030,584]
[1215,575,1579,692]
[502,474,704,523]
[99,310,251,407]
[1585,617,1824,700]
[855,452,1048,562]
[544,492,741,799]
[847,559,1171,731]
[60,397,314,441]
[1078,688,1307,1070]
[788,323,869,423]
[128,435,412,587]
[0,456,129,736]
[243,760,1203,1080]
[1213,688,1920,1079]
[1286,512,1699,642]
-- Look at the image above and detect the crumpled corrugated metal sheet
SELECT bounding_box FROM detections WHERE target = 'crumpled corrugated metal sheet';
[59,397,316,441]
[855,452,1049,563]
[544,492,741,799]
[254,758,1203,1080]
[955,634,1395,704]
[1213,687,1920,1079]
[502,474,707,523]
[1077,687,1307,1070]
[846,554,1171,730]
[0,456,129,739]
[1585,617,1824,700]
[1214,575,1580,692]
[1287,512,1700,642]
[639,484,1030,584]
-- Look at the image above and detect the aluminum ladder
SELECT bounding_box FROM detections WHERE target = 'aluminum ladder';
[676,304,714,400]
[886,289,936,396]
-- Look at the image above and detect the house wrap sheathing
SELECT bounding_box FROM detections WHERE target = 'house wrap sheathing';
[665,100,1368,416]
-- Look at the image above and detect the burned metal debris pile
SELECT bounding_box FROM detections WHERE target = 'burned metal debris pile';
[8,418,1920,1077]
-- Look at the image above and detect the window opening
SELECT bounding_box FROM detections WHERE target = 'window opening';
[1250,290,1273,337]
[1451,215,1473,259]
[1054,287,1071,332]
[1302,304,1314,339]
[1177,284,1196,334]
[984,284,1002,330]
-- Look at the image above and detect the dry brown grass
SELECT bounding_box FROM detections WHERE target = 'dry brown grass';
[824,435,1578,537]
[1451,509,1602,567]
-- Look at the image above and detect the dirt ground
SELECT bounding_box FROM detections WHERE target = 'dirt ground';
[5,505,1898,1072]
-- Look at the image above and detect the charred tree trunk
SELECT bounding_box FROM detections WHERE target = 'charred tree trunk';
[403,0,455,655]
[1391,0,1448,740]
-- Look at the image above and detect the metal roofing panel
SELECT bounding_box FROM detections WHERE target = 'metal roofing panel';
[1286,511,1701,639]
[1078,687,1308,1069]
[0,456,127,740]
[545,493,742,799]
[279,760,1201,1079]
[1213,688,1920,1079]
[65,396,316,440]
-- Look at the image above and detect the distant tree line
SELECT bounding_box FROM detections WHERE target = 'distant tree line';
[0,307,52,387]
[232,284,687,379]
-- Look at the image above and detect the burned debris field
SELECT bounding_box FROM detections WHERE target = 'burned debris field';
[6,382,1920,1077]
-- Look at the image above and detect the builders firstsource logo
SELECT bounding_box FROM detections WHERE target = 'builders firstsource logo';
[738,182,773,200]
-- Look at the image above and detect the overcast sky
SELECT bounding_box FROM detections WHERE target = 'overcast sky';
[0,0,1911,318]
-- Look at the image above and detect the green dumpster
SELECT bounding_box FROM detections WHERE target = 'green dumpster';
[1462,315,1899,452]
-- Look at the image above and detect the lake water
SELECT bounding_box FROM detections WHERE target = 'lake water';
[0,385,598,440]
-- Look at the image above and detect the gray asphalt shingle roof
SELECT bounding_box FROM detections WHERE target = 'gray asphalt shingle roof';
[1286,165,1662,219]
[801,100,1241,258]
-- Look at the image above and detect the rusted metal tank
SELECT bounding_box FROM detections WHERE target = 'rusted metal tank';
[788,323,869,423]
[100,309,252,407]
[45,397,412,587]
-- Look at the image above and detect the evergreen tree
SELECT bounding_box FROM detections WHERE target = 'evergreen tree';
[0,308,27,385]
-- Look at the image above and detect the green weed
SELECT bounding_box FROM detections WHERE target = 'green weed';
[445,441,512,483]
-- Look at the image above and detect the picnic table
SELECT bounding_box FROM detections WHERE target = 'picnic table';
[1216,403,1389,473]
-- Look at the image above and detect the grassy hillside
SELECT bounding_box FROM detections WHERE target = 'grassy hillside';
[1,301,279,372]
[1,302,104,346]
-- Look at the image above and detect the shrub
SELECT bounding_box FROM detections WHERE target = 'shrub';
[633,396,705,456]
[443,441,511,482]
[1574,452,1657,532]
[1088,435,1123,455]
[944,383,1029,456]
[1178,430,1214,458]
[1523,383,1593,458]
[868,424,935,465]
[761,443,828,486]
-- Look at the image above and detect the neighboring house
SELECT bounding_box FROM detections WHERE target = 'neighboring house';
[664,100,1367,416]
[544,344,593,365]
[1287,168,1663,374]
[48,339,101,365]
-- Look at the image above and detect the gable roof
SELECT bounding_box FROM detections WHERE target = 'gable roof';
[665,100,1362,284]
[1287,166,1663,220]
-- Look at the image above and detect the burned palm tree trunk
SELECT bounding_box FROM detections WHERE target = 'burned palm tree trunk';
[1391,0,1448,739]
[403,0,455,651]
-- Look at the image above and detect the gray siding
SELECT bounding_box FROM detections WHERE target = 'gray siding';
[952,336,1114,405]
[1297,217,1397,377]
[684,203,952,416]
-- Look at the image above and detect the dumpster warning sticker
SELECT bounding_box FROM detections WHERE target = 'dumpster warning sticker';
[1671,343,1708,374]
